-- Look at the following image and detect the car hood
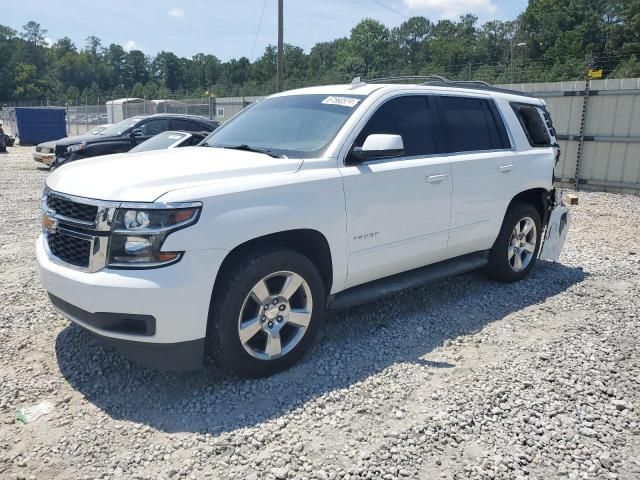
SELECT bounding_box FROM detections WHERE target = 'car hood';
[46,147,303,202]
[54,134,122,147]
[40,134,98,149]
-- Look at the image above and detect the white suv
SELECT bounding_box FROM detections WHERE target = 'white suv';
[37,78,566,377]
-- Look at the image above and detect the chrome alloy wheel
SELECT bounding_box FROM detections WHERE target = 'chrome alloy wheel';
[238,271,313,360]
[508,216,537,272]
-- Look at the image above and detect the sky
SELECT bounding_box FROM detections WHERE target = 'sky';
[5,0,527,61]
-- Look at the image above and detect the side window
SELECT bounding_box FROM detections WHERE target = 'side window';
[138,119,169,136]
[436,96,510,153]
[353,96,435,158]
[511,103,552,147]
[171,119,203,132]
[188,134,205,145]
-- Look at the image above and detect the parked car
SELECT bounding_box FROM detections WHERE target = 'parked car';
[129,130,209,153]
[37,78,567,377]
[50,114,219,168]
[3,132,15,148]
[34,125,113,166]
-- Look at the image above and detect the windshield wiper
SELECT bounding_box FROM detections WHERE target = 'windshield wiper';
[213,144,285,158]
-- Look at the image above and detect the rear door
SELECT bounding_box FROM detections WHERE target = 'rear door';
[340,95,452,288]
[433,95,516,258]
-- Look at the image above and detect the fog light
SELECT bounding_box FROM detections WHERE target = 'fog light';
[124,237,152,254]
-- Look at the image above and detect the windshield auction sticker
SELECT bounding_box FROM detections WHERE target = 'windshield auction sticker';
[321,96,361,108]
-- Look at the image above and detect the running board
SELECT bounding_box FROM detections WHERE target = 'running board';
[327,251,489,310]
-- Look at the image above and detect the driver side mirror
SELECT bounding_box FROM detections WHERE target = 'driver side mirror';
[130,128,143,144]
[350,134,404,163]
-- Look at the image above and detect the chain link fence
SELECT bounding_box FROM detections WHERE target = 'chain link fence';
[0,96,261,136]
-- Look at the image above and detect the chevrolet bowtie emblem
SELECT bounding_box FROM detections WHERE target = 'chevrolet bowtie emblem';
[42,214,59,234]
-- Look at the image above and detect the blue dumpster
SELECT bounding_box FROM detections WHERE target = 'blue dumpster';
[8,107,67,145]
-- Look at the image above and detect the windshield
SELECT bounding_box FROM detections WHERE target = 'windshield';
[89,126,108,135]
[98,117,144,136]
[203,94,366,158]
[130,131,188,153]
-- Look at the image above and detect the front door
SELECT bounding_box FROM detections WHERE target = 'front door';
[339,95,452,288]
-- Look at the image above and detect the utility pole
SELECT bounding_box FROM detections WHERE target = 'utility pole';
[277,0,284,92]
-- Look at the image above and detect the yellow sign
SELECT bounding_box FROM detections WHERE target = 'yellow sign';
[588,69,603,79]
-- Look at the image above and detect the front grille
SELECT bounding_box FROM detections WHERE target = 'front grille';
[47,195,98,223]
[47,232,91,268]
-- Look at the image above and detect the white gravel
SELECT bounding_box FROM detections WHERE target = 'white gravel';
[1,145,639,480]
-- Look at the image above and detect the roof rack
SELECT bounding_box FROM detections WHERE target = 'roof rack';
[354,75,535,98]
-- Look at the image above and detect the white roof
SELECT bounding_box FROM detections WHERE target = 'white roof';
[105,98,146,105]
[275,82,543,105]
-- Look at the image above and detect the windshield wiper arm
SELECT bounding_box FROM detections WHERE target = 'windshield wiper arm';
[216,144,285,158]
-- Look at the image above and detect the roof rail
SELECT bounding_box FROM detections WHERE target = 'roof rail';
[361,74,535,98]
[366,76,435,84]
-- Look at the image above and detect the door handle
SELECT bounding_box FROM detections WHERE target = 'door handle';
[498,164,514,173]
[426,173,449,184]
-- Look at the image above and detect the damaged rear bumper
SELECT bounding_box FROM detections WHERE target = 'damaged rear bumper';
[539,189,571,262]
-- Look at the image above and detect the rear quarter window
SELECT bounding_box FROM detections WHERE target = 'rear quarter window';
[511,103,552,147]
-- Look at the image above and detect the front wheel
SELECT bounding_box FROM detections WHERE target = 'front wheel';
[485,202,542,283]
[207,248,326,377]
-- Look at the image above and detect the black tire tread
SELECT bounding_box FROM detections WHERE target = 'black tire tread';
[485,201,542,283]
[207,246,325,378]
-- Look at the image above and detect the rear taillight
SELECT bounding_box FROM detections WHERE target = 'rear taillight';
[555,146,561,165]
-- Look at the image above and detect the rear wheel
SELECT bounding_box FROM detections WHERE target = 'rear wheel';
[485,202,542,283]
[208,248,326,377]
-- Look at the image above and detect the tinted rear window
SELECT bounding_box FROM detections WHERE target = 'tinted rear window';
[511,103,552,147]
[435,96,510,153]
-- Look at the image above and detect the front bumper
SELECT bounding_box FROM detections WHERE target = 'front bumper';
[33,151,55,166]
[37,235,228,370]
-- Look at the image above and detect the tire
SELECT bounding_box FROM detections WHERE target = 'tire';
[207,247,326,378]
[485,201,542,283]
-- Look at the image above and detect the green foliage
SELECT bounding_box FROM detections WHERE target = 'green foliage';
[13,63,44,98]
[611,54,640,77]
[1,0,639,102]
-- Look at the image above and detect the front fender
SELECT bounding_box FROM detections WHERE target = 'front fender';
[160,174,349,293]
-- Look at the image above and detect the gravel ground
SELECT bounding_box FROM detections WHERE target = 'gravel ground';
[1,145,639,480]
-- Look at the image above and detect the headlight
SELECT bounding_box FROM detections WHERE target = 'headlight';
[108,203,201,268]
[67,143,85,153]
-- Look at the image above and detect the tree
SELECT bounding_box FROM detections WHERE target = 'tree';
[152,51,183,91]
[391,17,432,73]
[13,63,44,98]
[347,19,391,76]
[53,37,76,57]
[0,24,17,40]
[21,21,47,45]
[284,44,308,83]
[307,40,344,80]
[1,8,639,103]
[85,36,102,58]
[125,50,149,88]
[611,54,640,77]
[104,44,127,88]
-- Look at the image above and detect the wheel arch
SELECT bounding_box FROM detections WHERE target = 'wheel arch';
[507,187,552,225]
[212,229,334,298]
